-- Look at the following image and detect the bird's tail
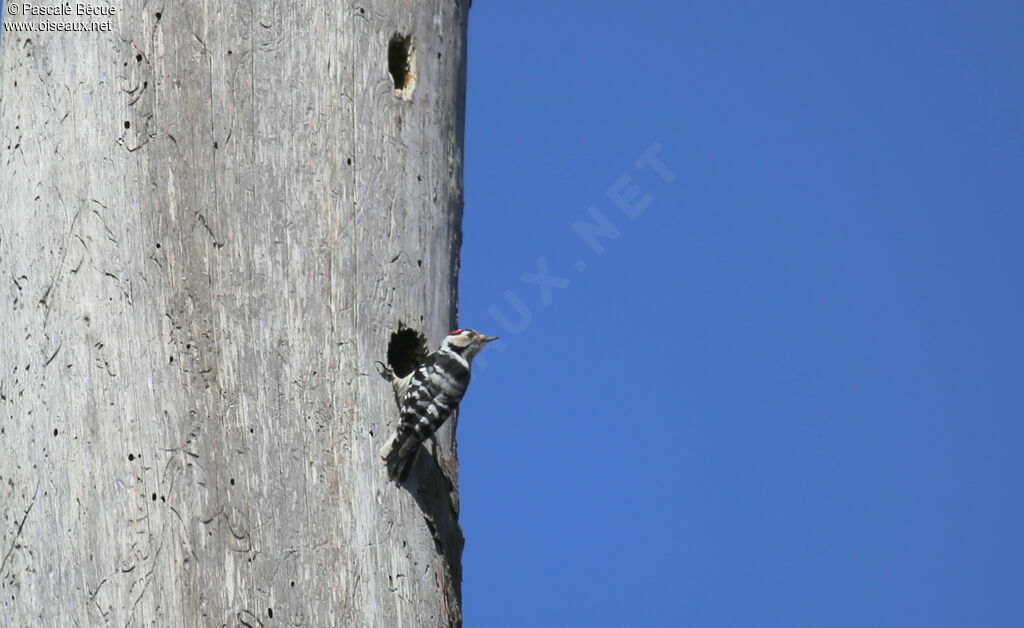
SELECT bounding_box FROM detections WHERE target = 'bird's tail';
[380,434,418,484]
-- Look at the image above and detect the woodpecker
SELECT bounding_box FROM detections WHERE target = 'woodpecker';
[377,329,498,483]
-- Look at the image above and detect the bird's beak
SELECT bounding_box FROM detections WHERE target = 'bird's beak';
[482,335,499,343]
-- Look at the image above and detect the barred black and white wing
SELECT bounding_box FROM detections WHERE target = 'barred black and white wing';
[381,351,470,483]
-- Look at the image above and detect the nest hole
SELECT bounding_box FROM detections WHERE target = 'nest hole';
[387,324,428,378]
[388,33,416,100]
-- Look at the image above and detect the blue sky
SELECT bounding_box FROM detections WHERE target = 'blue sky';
[455,2,1023,627]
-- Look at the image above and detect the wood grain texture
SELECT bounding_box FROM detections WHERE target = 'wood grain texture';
[0,1,469,625]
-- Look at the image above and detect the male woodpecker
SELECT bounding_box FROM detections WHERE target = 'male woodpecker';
[378,329,497,483]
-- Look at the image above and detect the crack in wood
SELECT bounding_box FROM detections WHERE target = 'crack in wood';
[0,481,39,578]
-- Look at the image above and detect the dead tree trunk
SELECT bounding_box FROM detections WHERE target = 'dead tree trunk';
[0,2,469,625]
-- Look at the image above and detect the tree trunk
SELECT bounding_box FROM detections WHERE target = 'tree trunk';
[1,1,469,625]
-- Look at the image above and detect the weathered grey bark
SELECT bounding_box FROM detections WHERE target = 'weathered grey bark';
[1,1,469,626]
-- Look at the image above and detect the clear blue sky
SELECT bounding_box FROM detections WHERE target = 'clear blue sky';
[455,2,1023,627]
